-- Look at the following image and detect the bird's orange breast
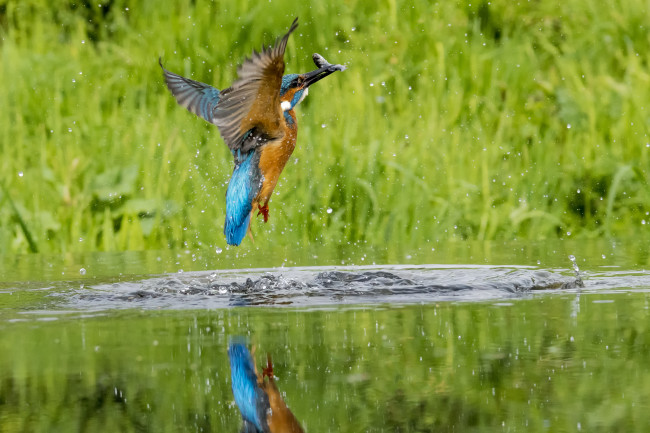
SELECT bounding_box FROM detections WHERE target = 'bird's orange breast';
[256,110,298,205]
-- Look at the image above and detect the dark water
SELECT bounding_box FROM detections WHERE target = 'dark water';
[1,239,649,432]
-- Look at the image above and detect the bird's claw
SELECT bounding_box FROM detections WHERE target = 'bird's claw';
[262,353,274,379]
[257,203,270,223]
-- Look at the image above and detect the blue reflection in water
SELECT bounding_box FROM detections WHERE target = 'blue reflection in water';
[229,339,303,433]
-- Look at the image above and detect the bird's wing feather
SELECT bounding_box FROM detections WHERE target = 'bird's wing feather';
[159,58,221,124]
[213,18,298,153]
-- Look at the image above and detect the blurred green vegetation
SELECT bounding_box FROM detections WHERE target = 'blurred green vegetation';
[0,0,648,254]
[2,294,650,432]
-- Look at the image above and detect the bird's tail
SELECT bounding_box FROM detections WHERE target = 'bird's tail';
[224,212,251,246]
[224,151,259,246]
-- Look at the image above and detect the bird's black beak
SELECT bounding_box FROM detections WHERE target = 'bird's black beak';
[300,62,346,88]
[300,67,337,88]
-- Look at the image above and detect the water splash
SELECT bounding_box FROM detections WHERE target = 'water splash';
[65,266,584,310]
[568,255,584,287]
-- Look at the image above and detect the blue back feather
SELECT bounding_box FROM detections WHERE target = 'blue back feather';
[224,151,262,246]
[228,342,269,432]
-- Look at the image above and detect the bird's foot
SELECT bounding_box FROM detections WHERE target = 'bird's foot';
[262,353,274,379]
[257,203,270,223]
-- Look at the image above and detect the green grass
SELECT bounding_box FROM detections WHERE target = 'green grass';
[0,0,649,254]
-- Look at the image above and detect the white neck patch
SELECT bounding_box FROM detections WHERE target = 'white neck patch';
[280,88,309,112]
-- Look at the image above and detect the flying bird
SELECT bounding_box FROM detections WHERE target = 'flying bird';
[228,341,304,433]
[160,18,346,246]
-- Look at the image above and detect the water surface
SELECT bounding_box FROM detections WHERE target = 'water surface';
[1,239,649,432]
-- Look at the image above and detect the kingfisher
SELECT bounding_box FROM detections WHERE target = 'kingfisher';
[160,18,345,246]
[228,341,303,433]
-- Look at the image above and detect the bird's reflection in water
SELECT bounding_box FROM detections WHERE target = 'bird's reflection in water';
[228,340,303,433]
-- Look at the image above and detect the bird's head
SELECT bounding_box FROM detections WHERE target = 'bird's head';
[279,66,339,112]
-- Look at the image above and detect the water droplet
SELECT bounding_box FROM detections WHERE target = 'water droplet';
[568,255,584,287]
[79,268,86,276]
[215,247,223,254]
[567,124,572,129]
[18,171,23,177]
[326,208,333,214]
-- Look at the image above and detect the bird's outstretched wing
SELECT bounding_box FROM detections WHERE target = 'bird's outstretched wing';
[159,58,221,124]
[213,18,299,154]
